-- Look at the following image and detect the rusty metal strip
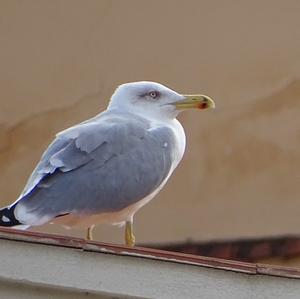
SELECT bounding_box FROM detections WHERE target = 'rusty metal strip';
[0,227,299,278]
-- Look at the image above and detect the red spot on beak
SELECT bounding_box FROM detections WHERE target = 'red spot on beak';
[199,102,208,109]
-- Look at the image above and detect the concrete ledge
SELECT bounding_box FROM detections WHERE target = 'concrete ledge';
[0,228,300,298]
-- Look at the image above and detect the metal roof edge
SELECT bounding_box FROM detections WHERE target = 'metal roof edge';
[0,227,299,279]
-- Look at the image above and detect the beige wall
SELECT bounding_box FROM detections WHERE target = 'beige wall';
[0,1,300,246]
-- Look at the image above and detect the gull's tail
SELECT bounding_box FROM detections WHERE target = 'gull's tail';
[0,204,30,230]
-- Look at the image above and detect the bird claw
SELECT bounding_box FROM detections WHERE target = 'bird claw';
[125,221,135,247]
[87,225,95,241]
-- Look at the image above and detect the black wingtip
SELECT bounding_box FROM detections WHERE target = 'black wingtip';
[0,205,21,227]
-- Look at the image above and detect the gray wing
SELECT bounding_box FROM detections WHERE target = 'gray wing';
[14,113,177,225]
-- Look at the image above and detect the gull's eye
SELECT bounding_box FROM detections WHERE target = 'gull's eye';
[149,91,158,99]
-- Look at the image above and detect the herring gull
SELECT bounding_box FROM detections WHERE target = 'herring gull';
[0,81,215,246]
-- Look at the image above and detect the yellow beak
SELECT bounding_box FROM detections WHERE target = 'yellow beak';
[175,94,215,110]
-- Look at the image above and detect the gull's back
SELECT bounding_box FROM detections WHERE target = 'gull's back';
[1,111,177,227]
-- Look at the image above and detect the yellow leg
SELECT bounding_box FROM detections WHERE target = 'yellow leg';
[87,225,95,241]
[125,220,135,247]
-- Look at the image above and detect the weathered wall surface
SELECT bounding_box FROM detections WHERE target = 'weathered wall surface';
[0,1,299,247]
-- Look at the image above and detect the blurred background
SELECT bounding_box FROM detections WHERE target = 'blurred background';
[0,0,300,266]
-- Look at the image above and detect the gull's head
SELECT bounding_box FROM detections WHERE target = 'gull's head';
[108,81,215,120]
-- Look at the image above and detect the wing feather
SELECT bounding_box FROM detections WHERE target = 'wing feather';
[13,113,177,225]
